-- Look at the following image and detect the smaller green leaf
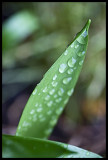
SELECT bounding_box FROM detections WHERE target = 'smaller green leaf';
[2,10,39,51]
[2,134,102,158]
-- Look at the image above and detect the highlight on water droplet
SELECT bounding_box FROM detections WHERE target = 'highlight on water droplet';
[63,77,72,84]
[32,114,37,122]
[71,43,74,48]
[45,95,50,101]
[64,50,68,56]
[39,117,46,122]
[44,128,52,135]
[32,88,37,95]
[52,81,58,87]
[37,107,42,112]
[67,68,73,74]
[53,74,57,80]
[77,51,85,57]
[54,94,58,98]
[55,97,62,103]
[67,88,74,96]
[43,86,47,93]
[30,109,35,114]
[79,60,84,65]
[82,29,88,38]
[68,57,76,67]
[47,101,53,107]
[47,110,52,115]
[75,44,79,48]
[64,98,68,105]
[56,107,63,115]
[49,89,55,95]
[58,88,64,96]
[59,63,67,73]
[50,119,57,126]
[35,103,38,107]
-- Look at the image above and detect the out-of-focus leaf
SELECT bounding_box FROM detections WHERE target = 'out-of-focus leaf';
[2,10,39,51]
[2,134,102,158]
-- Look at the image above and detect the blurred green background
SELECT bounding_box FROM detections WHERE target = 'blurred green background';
[2,2,106,157]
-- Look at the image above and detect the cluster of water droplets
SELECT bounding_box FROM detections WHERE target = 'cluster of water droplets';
[17,28,88,138]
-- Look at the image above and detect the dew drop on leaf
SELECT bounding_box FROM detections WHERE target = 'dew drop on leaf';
[79,60,84,65]
[77,51,85,57]
[43,86,47,93]
[82,29,88,37]
[67,68,74,74]
[47,101,53,107]
[64,50,68,55]
[58,88,64,96]
[63,77,72,84]
[51,81,58,87]
[59,63,67,73]
[67,88,74,96]
[49,89,55,95]
[55,97,62,103]
[53,74,57,80]
[45,95,50,100]
[68,57,76,67]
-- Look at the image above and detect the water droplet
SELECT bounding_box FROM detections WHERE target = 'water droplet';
[59,63,67,73]
[18,126,21,130]
[53,74,57,80]
[50,119,57,126]
[30,109,35,114]
[71,43,74,48]
[45,95,50,100]
[47,110,52,115]
[22,121,30,127]
[33,115,37,121]
[47,101,53,107]
[55,97,62,103]
[56,107,63,115]
[68,57,76,67]
[32,89,37,95]
[77,51,85,57]
[63,77,72,84]
[43,86,47,93]
[35,103,38,107]
[39,114,43,118]
[82,29,88,37]
[49,89,55,95]
[64,98,68,104]
[37,108,42,112]
[64,50,68,55]
[52,81,58,87]
[67,68,73,74]
[79,60,84,65]
[44,128,52,135]
[67,88,74,96]
[40,117,46,122]
[54,94,58,98]
[58,88,64,96]
[75,44,79,48]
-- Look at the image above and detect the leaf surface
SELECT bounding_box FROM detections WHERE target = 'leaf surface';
[2,134,102,158]
[16,19,91,139]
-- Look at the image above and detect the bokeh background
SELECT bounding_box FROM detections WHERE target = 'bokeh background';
[2,2,106,157]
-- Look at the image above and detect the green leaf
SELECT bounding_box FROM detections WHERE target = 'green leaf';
[16,19,91,139]
[2,134,102,158]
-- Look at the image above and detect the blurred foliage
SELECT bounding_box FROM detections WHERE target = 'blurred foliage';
[2,2,106,127]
